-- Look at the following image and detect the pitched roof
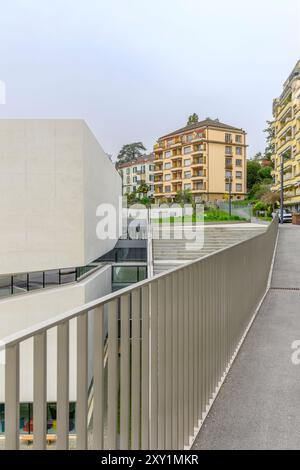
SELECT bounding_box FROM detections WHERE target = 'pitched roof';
[158,118,244,140]
[116,153,154,169]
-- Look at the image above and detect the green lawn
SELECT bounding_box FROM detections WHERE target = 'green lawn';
[152,210,246,224]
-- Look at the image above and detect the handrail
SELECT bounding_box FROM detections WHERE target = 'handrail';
[2,217,278,450]
[0,220,274,350]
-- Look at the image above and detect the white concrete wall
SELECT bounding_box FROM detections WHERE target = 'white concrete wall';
[83,123,121,263]
[0,119,121,275]
[0,265,111,402]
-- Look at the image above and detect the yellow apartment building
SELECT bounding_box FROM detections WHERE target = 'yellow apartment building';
[153,118,247,202]
[271,60,300,210]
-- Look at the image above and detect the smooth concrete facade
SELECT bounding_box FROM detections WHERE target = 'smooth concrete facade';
[0,264,111,402]
[0,119,121,275]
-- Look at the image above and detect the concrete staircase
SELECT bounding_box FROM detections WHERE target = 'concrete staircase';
[152,223,267,275]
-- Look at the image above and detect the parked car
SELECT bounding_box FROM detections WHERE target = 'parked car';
[272,209,292,223]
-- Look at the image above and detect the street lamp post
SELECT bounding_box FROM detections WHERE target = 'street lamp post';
[228,176,232,217]
[280,154,284,224]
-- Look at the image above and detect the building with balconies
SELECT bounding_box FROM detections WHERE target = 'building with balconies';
[117,154,155,197]
[271,60,300,210]
[153,118,247,202]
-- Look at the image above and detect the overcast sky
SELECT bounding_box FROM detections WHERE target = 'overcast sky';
[0,0,299,159]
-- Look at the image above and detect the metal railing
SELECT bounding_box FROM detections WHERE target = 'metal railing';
[0,219,278,450]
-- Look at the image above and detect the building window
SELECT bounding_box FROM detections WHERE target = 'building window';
[236,147,242,155]
[127,177,130,184]
[167,139,175,147]
[236,159,242,167]
[133,176,137,183]
[225,158,232,166]
[236,184,242,192]
[184,159,191,166]
[225,183,231,191]
[149,175,154,181]
[141,165,145,173]
[184,183,191,190]
[235,135,242,143]
[165,150,172,158]
[184,171,191,179]
[126,168,130,174]
[225,133,232,143]
[165,185,171,193]
[186,134,193,142]
[133,167,137,173]
[225,170,232,178]
[183,146,192,154]
[165,173,171,181]
[149,164,155,171]
[164,162,171,169]
[236,171,242,179]
[225,146,232,155]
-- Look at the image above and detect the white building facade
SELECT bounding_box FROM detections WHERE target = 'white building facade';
[0,119,122,436]
[117,154,155,196]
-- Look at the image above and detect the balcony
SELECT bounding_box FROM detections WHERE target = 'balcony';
[154,142,165,152]
[154,153,163,162]
[191,131,206,142]
[192,170,206,179]
[171,162,182,170]
[225,162,233,170]
[172,172,182,181]
[191,157,206,166]
[154,165,163,173]
[192,182,206,191]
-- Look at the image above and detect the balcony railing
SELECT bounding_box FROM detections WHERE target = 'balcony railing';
[0,219,278,450]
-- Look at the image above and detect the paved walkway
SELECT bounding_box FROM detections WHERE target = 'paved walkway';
[193,224,300,450]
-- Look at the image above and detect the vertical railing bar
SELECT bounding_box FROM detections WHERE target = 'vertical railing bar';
[165,275,172,449]
[76,312,88,450]
[178,270,184,449]
[188,266,194,440]
[33,331,47,450]
[157,277,166,449]
[193,264,199,428]
[141,286,150,450]
[172,272,179,449]
[93,306,104,450]
[120,295,130,450]
[107,300,118,450]
[131,289,141,449]
[150,281,158,449]
[5,343,20,450]
[183,268,189,446]
[57,321,69,450]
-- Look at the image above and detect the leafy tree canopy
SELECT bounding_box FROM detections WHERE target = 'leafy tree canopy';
[137,183,150,195]
[117,142,146,164]
[187,113,199,125]
[174,189,193,205]
[247,160,261,191]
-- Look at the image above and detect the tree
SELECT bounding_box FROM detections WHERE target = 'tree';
[117,142,146,164]
[126,191,138,206]
[253,152,263,161]
[263,120,275,161]
[137,183,150,197]
[174,189,193,205]
[247,160,261,192]
[258,166,272,181]
[187,113,199,125]
[261,190,280,211]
